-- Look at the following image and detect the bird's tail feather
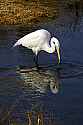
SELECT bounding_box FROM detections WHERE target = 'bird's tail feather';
[13,40,21,47]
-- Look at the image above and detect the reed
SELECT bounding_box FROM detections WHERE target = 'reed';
[6,112,57,125]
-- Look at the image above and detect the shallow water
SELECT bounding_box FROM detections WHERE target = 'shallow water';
[0,2,83,125]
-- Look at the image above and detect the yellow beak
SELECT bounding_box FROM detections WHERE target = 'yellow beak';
[56,46,60,64]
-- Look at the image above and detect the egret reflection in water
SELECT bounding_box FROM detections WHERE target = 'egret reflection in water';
[0,67,60,124]
[19,67,60,95]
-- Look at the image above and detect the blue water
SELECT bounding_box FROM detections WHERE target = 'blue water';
[0,7,83,125]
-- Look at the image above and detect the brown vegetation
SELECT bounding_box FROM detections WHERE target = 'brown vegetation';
[0,0,58,25]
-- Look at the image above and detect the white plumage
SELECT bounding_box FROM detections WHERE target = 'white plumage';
[13,29,60,67]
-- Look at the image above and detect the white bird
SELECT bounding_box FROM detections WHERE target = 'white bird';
[13,29,60,68]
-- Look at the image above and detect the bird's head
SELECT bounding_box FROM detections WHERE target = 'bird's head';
[51,37,60,64]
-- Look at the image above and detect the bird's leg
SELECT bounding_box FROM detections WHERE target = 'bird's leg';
[34,54,39,69]
[35,55,39,68]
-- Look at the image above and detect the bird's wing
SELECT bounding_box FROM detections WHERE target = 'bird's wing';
[13,29,51,50]
[13,32,40,48]
[19,32,42,48]
[18,29,51,48]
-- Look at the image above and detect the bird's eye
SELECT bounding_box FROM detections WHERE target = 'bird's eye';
[53,41,55,44]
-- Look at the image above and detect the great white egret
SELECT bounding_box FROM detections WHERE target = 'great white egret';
[13,29,60,68]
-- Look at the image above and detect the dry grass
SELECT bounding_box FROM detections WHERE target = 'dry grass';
[0,0,82,25]
[0,0,58,25]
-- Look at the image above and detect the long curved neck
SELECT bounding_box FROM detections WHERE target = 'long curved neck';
[44,38,55,53]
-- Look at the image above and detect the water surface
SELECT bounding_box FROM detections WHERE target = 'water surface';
[0,2,83,125]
